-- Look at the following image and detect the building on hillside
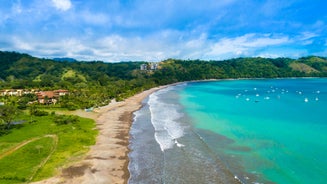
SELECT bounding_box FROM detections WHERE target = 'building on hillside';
[23,89,40,95]
[140,62,159,71]
[37,90,69,104]
[0,89,69,104]
[37,91,57,104]
[0,89,40,96]
[149,63,159,70]
[140,64,147,70]
[0,90,7,96]
[54,89,69,96]
[0,89,23,96]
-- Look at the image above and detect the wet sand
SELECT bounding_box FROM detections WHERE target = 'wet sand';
[33,86,166,184]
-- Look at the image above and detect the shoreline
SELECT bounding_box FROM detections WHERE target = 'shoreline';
[33,85,169,184]
[30,77,312,184]
[29,78,327,184]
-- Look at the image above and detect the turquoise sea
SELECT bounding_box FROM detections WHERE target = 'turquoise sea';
[128,78,327,184]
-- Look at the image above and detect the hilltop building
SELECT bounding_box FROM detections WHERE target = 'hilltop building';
[150,63,159,70]
[140,62,159,71]
[140,64,147,70]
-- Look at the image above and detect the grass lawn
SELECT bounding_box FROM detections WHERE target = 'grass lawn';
[0,114,97,183]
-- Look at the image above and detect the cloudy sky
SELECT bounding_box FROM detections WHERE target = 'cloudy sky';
[0,0,326,62]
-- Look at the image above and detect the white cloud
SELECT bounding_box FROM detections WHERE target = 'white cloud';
[12,2,23,14]
[260,0,295,17]
[12,37,34,50]
[80,11,109,25]
[206,34,290,59]
[51,0,72,11]
[256,53,283,58]
[297,32,318,44]
[299,32,318,40]
[1,31,321,62]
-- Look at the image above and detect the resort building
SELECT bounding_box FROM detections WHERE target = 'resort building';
[54,89,69,96]
[140,62,159,71]
[0,89,69,104]
[150,63,159,70]
[36,90,69,104]
[0,89,40,96]
[140,64,147,70]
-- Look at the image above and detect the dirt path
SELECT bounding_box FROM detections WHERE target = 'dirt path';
[28,135,59,182]
[0,137,42,160]
[0,134,59,183]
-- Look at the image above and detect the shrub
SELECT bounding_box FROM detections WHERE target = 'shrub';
[61,102,79,111]
[17,103,27,110]
[53,115,79,125]
[0,128,10,136]
[33,110,49,116]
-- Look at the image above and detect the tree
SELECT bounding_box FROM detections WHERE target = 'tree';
[0,105,19,130]
[29,105,37,115]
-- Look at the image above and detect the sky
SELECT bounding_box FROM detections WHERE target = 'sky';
[0,0,327,62]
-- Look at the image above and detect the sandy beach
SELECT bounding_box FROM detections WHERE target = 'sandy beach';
[33,86,166,184]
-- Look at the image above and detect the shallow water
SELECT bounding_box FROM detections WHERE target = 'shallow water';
[129,78,327,184]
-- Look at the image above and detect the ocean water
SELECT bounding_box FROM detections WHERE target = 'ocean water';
[128,78,327,184]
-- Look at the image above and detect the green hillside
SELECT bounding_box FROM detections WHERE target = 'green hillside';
[1,51,327,109]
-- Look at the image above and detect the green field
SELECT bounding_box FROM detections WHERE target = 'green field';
[0,114,97,183]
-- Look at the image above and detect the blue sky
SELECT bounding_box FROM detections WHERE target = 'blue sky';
[0,0,326,62]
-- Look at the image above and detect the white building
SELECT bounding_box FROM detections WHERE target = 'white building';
[140,64,147,70]
[140,63,159,71]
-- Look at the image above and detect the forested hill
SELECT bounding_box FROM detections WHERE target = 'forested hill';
[1,50,327,108]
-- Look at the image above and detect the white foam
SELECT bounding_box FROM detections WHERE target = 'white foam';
[133,109,142,122]
[174,139,185,148]
[148,88,185,151]
[130,110,143,136]
[154,131,175,151]
[234,175,243,183]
